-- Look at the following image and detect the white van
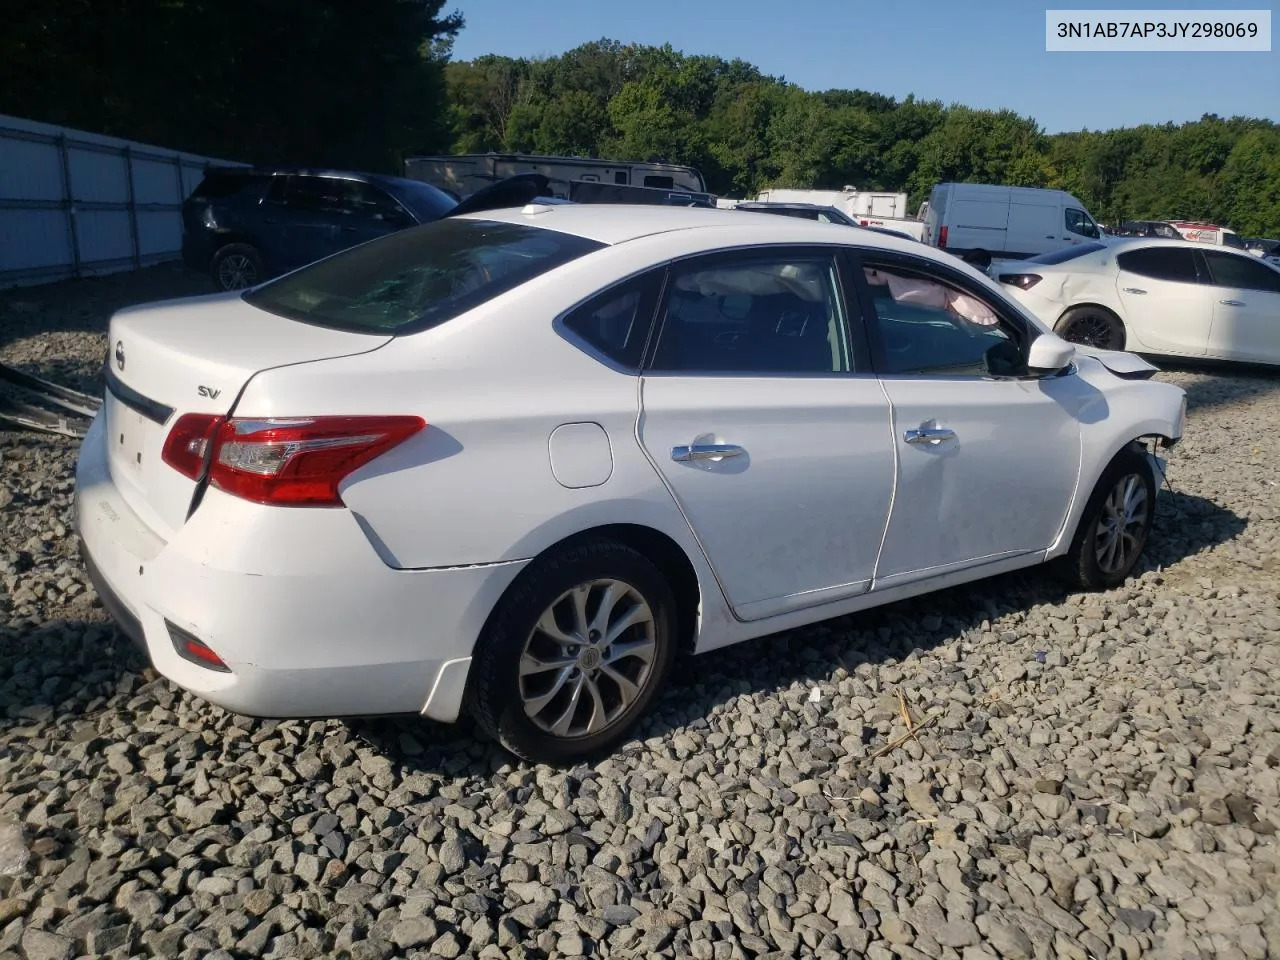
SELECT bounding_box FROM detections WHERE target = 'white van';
[922,183,1103,267]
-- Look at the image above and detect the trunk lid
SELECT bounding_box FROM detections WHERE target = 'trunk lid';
[103,291,391,537]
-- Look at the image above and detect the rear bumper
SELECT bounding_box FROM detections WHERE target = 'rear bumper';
[73,411,527,721]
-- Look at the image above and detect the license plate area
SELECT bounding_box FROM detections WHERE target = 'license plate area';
[107,399,150,478]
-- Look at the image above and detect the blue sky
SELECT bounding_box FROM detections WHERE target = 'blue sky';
[447,0,1279,133]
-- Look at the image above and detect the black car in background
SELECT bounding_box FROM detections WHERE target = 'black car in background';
[182,167,548,290]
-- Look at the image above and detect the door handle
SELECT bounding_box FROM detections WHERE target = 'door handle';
[904,427,957,446]
[1123,287,1147,295]
[671,443,745,463]
[1219,299,1245,306]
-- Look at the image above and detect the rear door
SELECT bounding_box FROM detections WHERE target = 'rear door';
[1202,249,1280,364]
[637,247,896,622]
[1114,247,1213,356]
[259,175,346,272]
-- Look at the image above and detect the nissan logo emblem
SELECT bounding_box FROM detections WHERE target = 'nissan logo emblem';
[114,341,125,371]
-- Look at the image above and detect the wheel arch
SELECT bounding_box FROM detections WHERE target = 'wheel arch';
[482,522,706,656]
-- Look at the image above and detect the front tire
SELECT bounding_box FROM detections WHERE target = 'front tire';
[1061,445,1156,590]
[466,539,678,765]
[1055,305,1125,351]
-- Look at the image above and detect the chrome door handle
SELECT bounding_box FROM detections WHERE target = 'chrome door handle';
[904,427,957,446]
[1219,299,1245,306]
[671,443,745,463]
[1123,287,1147,294]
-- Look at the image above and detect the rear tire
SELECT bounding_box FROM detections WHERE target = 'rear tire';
[210,243,264,291]
[466,539,678,765]
[1060,445,1155,591]
[1055,305,1126,351]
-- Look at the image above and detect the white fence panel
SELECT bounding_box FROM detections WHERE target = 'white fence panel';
[0,114,245,288]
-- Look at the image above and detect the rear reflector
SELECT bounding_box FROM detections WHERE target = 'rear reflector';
[167,622,231,672]
[162,414,425,507]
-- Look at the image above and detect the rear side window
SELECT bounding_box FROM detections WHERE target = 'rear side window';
[1026,243,1106,265]
[1117,248,1200,283]
[562,275,660,368]
[243,218,605,333]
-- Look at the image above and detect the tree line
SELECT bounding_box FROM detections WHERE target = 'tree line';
[446,40,1280,236]
[3,11,1276,237]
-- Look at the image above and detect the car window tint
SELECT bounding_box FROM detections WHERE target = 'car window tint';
[1222,232,1246,249]
[649,255,853,374]
[863,262,1022,377]
[1065,208,1097,238]
[340,181,405,220]
[1203,250,1280,292]
[285,176,346,212]
[1116,248,1200,283]
[243,219,604,334]
[562,275,659,369]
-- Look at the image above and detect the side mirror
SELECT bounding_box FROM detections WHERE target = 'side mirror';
[1027,332,1076,373]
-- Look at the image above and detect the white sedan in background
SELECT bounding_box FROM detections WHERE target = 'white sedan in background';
[996,238,1280,365]
[76,206,1185,764]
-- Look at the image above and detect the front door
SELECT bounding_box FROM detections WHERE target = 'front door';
[1201,249,1280,364]
[855,253,1085,588]
[637,248,896,622]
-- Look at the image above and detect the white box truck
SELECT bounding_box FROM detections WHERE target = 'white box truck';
[921,183,1104,267]
[752,187,926,239]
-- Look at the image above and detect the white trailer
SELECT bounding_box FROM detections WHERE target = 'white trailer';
[754,187,925,239]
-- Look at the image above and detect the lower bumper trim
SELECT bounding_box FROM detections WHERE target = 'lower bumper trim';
[79,541,151,663]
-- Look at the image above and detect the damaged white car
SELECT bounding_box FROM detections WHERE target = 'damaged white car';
[75,206,1186,763]
[996,238,1280,365]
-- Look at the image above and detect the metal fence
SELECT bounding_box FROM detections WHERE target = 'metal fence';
[0,114,244,289]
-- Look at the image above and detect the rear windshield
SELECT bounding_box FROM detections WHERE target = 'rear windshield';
[1026,242,1107,265]
[192,172,269,200]
[386,178,459,221]
[243,218,605,334]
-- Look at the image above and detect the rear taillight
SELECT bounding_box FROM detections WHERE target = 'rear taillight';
[162,413,223,480]
[162,414,425,507]
[998,273,1043,290]
[938,225,948,248]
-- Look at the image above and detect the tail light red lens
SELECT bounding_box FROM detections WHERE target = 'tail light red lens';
[162,414,425,507]
[161,413,223,480]
[938,225,949,248]
[997,273,1043,290]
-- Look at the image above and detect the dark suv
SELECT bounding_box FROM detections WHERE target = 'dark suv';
[182,167,507,291]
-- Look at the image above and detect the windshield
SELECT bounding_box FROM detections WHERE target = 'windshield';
[1026,242,1107,265]
[243,218,605,334]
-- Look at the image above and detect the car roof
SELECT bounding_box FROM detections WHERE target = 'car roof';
[204,165,424,191]
[1102,236,1257,253]
[456,203,911,249]
[734,201,839,212]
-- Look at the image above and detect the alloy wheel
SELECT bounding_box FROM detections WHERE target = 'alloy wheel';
[1094,473,1149,575]
[217,254,258,290]
[518,579,657,738]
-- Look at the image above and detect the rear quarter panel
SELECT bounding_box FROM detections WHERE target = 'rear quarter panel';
[228,238,716,575]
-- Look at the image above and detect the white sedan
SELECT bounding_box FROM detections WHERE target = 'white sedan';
[75,205,1186,763]
[995,237,1280,365]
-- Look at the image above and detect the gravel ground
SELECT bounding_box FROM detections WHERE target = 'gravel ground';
[2,265,1279,960]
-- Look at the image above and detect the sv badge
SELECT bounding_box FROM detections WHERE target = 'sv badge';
[197,385,222,399]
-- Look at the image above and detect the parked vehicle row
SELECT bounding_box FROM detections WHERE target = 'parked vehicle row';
[80,203,1186,763]
[997,238,1280,365]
